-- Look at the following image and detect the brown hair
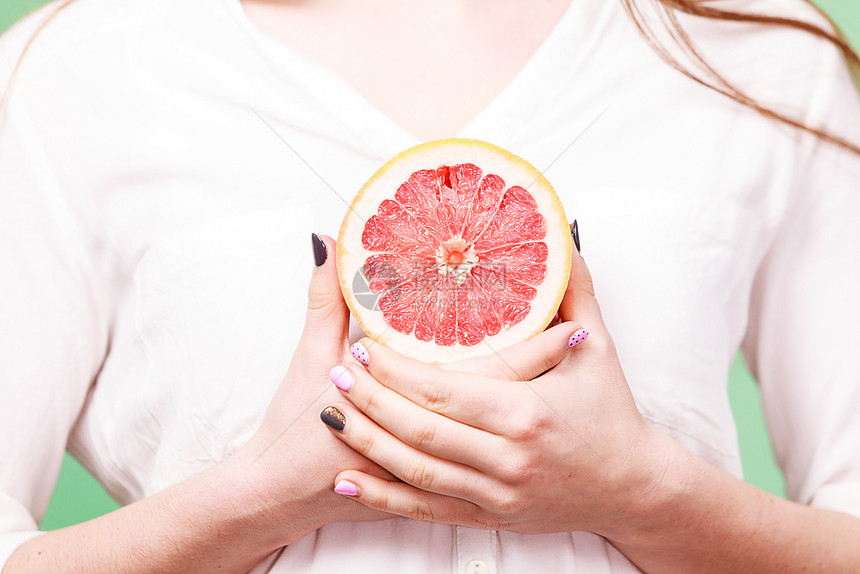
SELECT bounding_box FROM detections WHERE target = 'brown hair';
[2,0,859,154]
[623,0,860,154]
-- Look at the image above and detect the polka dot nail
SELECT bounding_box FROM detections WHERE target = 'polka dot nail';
[568,329,589,348]
[351,342,369,365]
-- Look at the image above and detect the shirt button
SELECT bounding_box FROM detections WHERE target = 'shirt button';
[465,560,489,574]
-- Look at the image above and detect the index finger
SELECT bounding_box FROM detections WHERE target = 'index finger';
[349,338,519,433]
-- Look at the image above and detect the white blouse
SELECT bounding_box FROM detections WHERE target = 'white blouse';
[1,0,859,572]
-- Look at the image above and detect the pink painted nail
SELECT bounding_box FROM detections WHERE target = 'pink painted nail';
[329,366,354,392]
[568,329,589,348]
[334,479,359,496]
[351,342,369,365]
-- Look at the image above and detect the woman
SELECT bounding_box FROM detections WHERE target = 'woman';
[1,0,858,571]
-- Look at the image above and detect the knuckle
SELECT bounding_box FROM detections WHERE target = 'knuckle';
[586,330,613,355]
[306,286,337,315]
[361,386,380,417]
[372,350,395,379]
[403,456,436,490]
[581,275,596,298]
[476,512,507,531]
[417,375,452,411]
[497,452,534,485]
[376,487,396,515]
[407,497,435,522]
[407,419,439,450]
[490,488,524,515]
[507,420,531,443]
[492,359,521,381]
[508,402,551,442]
[538,350,560,376]
[304,299,341,330]
[353,427,376,455]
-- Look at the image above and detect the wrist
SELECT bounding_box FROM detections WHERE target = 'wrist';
[594,422,692,546]
[217,445,328,548]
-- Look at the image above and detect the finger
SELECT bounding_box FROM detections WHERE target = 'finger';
[319,402,489,503]
[329,364,503,472]
[560,221,603,326]
[444,321,584,380]
[301,234,349,358]
[331,471,493,528]
[348,338,521,433]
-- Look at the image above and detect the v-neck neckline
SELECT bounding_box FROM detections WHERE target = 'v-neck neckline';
[223,0,613,160]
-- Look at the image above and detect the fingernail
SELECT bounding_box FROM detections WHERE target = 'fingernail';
[334,479,359,496]
[350,342,369,365]
[571,220,581,254]
[312,233,328,267]
[329,365,354,392]
[568,328,589,348]
[320,406,346,432]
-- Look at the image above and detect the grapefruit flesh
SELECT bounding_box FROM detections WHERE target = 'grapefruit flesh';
[338,138,571,363]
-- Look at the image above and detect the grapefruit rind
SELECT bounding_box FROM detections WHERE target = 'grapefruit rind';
[337,138,571,364]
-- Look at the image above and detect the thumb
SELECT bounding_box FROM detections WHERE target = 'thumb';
[302,233,350,353]
[559,220,603,327]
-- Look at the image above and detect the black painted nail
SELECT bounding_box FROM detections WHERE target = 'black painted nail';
[571,220,581,254]
[312,233,328,267]
[320,406,346,432]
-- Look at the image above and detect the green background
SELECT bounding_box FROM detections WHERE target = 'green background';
[1,0,858,531]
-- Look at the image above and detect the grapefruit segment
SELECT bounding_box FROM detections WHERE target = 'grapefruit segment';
[338,138,571,363]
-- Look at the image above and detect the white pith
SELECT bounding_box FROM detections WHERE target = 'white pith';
[436,236,478,276]
[338,139,571,364]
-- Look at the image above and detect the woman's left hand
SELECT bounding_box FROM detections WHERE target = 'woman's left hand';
[320,245,665,539]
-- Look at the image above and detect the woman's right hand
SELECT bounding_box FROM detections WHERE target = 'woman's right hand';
[224,234,395,546]
[3,235,389,574]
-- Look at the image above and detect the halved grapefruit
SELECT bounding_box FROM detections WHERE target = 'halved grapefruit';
[337,138,571,363]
